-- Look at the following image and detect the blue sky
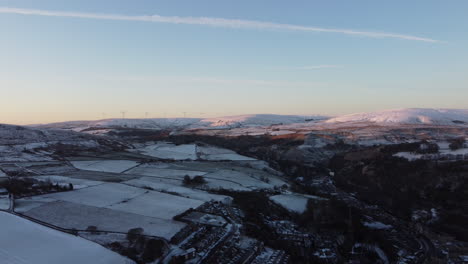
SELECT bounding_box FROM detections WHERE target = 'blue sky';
[1,0,467,124]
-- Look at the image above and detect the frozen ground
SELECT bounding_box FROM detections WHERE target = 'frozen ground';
[70,160,139,173]
[394,141,468,161]
[0,211,134,264]
[107,190,204,220]
[126,164,208,179]
[35,183,147,208]
[123,177,232,203]
[133,142,197,160]
[132,142,256,161]
[270,193,327,214]
[31,175,104,190]
[22,182,203,221]
[197,145,255,161]
[24,201,185,239]
[0,195,9,210]
[203,169,287,191]
[125,162,287,191]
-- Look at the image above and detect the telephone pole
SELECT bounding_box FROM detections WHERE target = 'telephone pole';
[120,111,127,119]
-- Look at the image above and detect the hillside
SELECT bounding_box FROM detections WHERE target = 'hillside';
[36,114,324,131]
[325,108,468,125]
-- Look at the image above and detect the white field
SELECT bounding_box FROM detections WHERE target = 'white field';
[394,141,468,161]
[127,163,287,191]
[26,182,203,221]
[0,211,134,264]
[135,143,197,160]
[123,177,232,203]
[70,160,139,173]
[133,142,256,161]
[15,196,58,213]
[24,201,186,240]
[0,195,9,210]
[126,164,208,179]
[203,169,287,191]
[270,193,327,214]
[0,169,6,177]
[107,190,204,220]
[36,183,146,208]
[32,175,104,190]
[197,146,255,161]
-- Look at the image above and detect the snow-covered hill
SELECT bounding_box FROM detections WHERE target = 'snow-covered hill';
[0,124,124,162]
[325,108,468,125]
[37,114,326,131]
[200,114,323,128]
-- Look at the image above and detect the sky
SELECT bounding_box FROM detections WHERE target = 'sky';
[1,0,467,124]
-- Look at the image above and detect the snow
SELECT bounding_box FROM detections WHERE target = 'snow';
[202,169,286,191]
[200,114,313,128]
[125,164,208,179]
[70,160,139,173]
[0,169,6,177]
[326,108,468,125]
[197,146,255,161]
[31,175,103,190]
[24,201,185,240]
[107,191,204,220]
[35,183,147,208]
[15,196,59,213]
[30,183,203,220]
[39,114,321,131]
[0,211,134,264]
[363,221,393,230]
[123,177,232,203]
[135,143,198,160]
[270,193,326,214]
[133,143,256,161]
[0,195,9,210]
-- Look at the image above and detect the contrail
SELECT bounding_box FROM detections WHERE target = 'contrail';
[0,7,439,42]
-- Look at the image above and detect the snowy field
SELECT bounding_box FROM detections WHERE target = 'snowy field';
[125,162,287,191]
[70,160,139,173]
[24,201,185,239]
[134,142,198,160]
[16,182,203,239]
[0,169,6,177]
[125,164,207,179]
[107,190,203,220]
[132,142,256,161]
[31,175,103,190]
[0,195,9,210]
[197,145,256,161]
[123,177,232,203]
[270,193,327,214]
[203,169,287,191]
[0,211,134,264]
[35,183,147,208]
[23,182,203,221]
[394,141,468,161]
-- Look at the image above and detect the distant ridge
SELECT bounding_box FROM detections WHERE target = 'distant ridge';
[325,108,468,125]
[31,108,468,132]
[35,114,327,131]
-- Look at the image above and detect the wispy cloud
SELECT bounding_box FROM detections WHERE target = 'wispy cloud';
[0,7,439,42]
